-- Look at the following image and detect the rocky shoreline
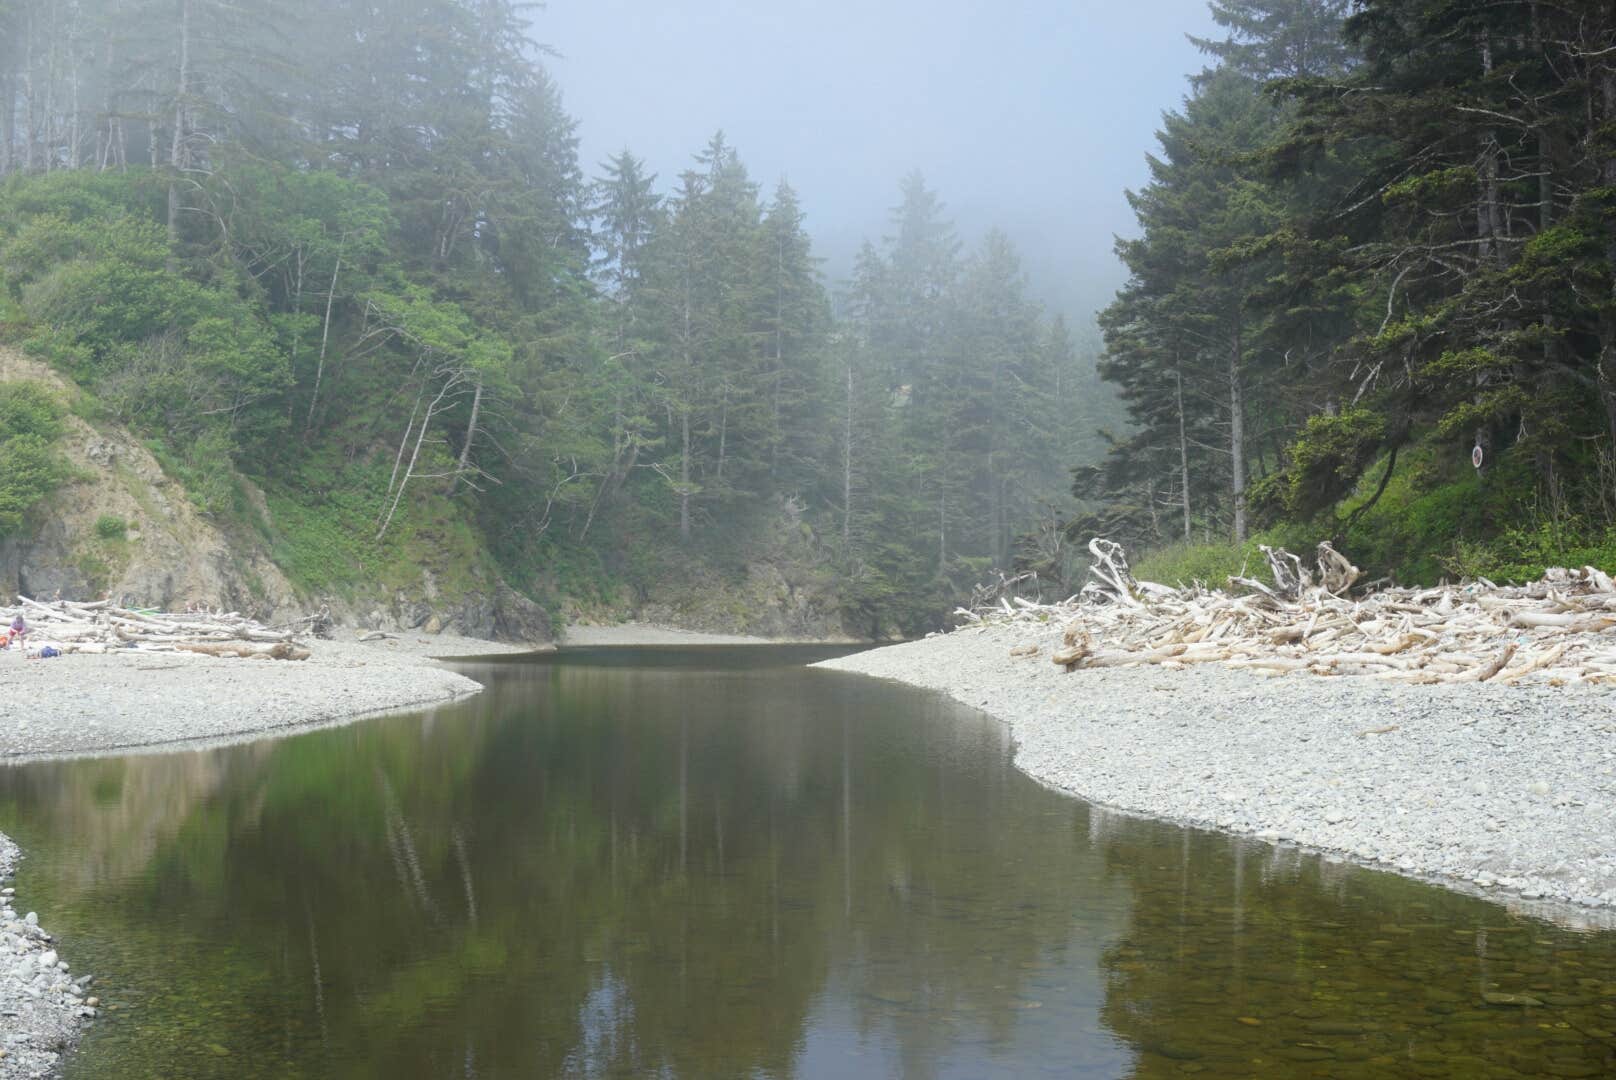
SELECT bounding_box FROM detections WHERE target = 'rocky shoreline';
[817,623,1616,921]
[0,836,91,1080]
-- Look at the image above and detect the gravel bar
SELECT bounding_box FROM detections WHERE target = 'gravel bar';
[817,622,1616,914]
[0,634,540,761]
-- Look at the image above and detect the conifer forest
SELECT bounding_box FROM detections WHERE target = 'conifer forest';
[3,0,1616,631]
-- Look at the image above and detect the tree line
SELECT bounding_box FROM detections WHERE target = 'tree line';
[1082,0,1616,585]
[0,0,1108,632]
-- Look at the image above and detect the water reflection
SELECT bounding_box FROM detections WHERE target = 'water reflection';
[0,649,1609,1079]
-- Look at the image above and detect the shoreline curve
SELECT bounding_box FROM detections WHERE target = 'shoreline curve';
[814,623,1616,927]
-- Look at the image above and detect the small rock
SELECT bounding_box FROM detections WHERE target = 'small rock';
[1149,1041,1204,1062]
[1481,992,1544,1007]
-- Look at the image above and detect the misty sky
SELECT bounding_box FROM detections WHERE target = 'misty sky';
[535,1,1221,332]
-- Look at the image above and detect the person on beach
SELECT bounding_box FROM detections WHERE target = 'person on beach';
[9,614,27,651]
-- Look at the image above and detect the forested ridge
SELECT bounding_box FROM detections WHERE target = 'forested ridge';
[9,0,1611,639]
[0,0,1108,637]
[1087,0,1616,589]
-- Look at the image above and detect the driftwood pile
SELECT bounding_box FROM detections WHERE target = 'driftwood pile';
[10,596,312,660]
[966,539,1616,687]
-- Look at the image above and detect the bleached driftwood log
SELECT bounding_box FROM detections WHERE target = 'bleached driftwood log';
[965,539,1616,687]
[8,596,312,660]
[176,641,312,661]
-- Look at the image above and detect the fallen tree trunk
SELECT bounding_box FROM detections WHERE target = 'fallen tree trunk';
[175,641,311,661]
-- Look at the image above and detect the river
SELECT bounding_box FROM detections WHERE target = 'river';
[1,646,1612,1078]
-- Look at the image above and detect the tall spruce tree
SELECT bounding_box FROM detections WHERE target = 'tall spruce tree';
[1190,0,1353,80]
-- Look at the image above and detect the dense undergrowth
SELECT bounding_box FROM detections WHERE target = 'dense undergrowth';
[0,380,65,536]
[0,168,544,622]
[1133,441,1616,590]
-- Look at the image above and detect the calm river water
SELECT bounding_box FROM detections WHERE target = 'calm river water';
[1,646,1614,1078]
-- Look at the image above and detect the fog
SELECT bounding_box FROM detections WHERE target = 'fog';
[538,0,1220,324]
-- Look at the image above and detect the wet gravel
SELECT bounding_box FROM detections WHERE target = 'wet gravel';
[818,622,1616,912]
[0,836,89,1080]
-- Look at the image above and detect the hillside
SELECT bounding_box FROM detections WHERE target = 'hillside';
[0,338,860,642]
[0,346,553,638]
[0,347,293,613]
[0,338,858,642]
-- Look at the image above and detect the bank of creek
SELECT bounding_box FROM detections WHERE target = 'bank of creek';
[0,638,1613,1078]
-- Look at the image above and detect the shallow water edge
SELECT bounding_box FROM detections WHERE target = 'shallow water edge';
[818,626,1616,921]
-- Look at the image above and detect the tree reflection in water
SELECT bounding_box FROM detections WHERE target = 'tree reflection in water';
[0,649,1610,1079]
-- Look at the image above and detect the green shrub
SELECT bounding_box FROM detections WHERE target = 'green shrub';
[1322,443,1541,585]
[1125,513,1319,591]
[0,379,62,441]
[95,514,127,539]
[1281,408,1388,518]
[1133,540,1262,590]
[76,549,110,591]
[0,381,64,536]
[1447,520,1616,584]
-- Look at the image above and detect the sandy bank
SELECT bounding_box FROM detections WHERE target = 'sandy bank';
[817,623,1616,915]
[0,631,538,761]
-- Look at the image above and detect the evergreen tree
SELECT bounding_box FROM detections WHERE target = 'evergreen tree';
[642,133,764,541]
[1190,0,1353,81]
[1094,68,1286,544]
[756,179,829,495]
[584,150,664,537]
